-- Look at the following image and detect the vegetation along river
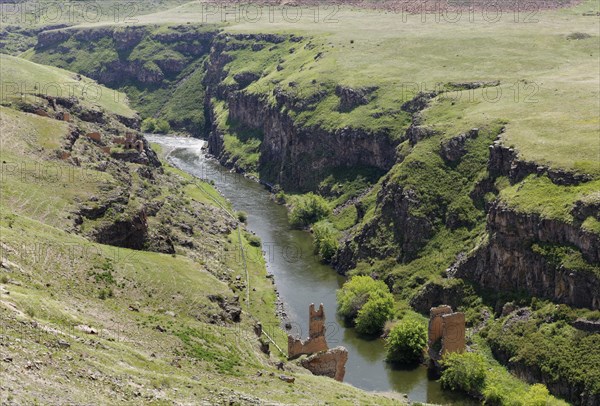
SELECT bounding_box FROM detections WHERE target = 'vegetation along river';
[147,135,474,405]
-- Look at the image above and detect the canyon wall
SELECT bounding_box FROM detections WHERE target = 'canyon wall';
[203,33,399,191]
[456,202,600,310]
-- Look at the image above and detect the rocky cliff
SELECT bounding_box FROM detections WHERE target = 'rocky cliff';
[203,33,399,191]
[456,201,600,310]
[31,25,219,135]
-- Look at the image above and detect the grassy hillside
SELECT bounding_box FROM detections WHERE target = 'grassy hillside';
[0,54,136,118]
[120,0,600,174]
[10,0,600,403]
[0,57,403,404]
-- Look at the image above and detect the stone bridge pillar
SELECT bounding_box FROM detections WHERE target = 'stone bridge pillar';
[287,303,348,382]
[428,305,465,361]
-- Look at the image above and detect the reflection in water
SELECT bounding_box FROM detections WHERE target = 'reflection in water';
[147,135,475,405]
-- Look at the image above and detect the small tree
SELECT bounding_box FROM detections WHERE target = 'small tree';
[236,211,248,223]
[155,119,171,134]
[440,352,486,395]
[141,118,171,134]
[337,275,394,327]
[141,118,156,133]
[355,295,394,336]
[522,384,556,406]
[385,319,427,365]
[312,221,339,263]
[289,193,331,228]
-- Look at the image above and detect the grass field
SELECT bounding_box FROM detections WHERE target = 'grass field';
[0,85,401,406]
[0,54,136,118]
[102,0,598,174]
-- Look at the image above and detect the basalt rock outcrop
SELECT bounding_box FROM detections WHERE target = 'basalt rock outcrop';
[335,177,433,273]
[203,33,398,191]
[440,128,479,163]
[456,201,600,310]
[488,139,593,186]
[335,85,378,112]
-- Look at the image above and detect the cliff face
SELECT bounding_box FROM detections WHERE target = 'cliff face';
[36,26,216,84]
[456,202,600,310]
[335,178,433,273]
[32,25,218,135]
[203,34,398,191]
[488,140,593,186]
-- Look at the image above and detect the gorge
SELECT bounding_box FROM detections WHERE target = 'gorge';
[1,1,599,404]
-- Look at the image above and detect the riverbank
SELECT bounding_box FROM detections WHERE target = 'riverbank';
[147,135,477,404]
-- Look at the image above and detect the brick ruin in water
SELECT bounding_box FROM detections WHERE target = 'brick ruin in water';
[287,303,348,382]
[428,305,466,362]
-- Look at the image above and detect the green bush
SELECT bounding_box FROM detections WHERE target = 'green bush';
[337,275,394,333]
[98,288,114,300]
[440,352,486,395]
[141,117,171,134]
[385,319,427,364]
[246,234,261,248]
[312,221,339,263]
[236,211,248,223]
[522,384,555,406]
[289,193,331,228]
[355,295,394,336]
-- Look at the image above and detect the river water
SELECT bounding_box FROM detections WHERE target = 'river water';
[147,135,473,405]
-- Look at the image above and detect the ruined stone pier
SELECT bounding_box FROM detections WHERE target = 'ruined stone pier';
[287,303,348,382]
[288,303,328,359]
[428,305,466,362]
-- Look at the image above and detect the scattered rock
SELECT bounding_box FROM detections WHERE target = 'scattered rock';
[440,128,479,163]
[566,32,591,40]
[300,347,349,382]
[572,318,600,333]
[279,375,295,383]
[233,72,260,88]
[335,85,378,112]
[501,302,518,317]
[85,132,102,142]
[446,80,500,90]
[75,325,97,335]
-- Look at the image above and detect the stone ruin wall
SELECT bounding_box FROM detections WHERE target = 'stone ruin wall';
[428,305,466,360]
[287,303,348,382]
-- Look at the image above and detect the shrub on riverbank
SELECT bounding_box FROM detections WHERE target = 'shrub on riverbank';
[337,275,394,334]
[355,295,394,335]
[142,117,171,134]
[289,193,331,228]
[385,319,427,365]
[312,221,339,263]
[236,211,248,223]
[440,352,486,395]
[440,338,569,405]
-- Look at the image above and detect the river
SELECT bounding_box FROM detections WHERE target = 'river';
[147,135,474,405]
